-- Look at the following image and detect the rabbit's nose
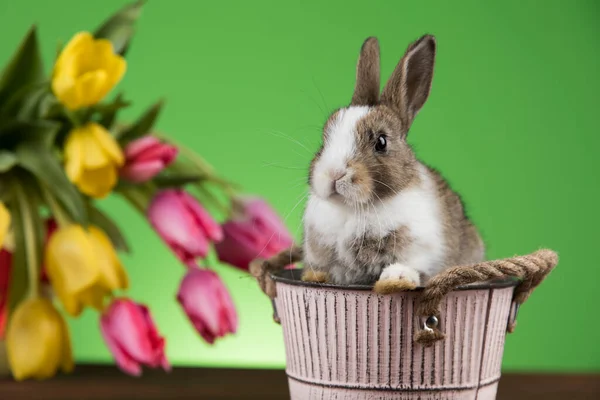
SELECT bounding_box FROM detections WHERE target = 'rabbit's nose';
[331,170,348,193]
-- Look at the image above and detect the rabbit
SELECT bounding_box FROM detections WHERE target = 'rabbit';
[300,35,485,292]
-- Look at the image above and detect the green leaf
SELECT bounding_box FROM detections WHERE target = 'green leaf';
[114,179,137,191]
[8,192,29,311]
[153,173,203,188]
[0,182,8,202]
[15,140,88,225]
[116,99,163,142]
[0,120,60,150]
[0,26,45,107]
[95,93,130,129]
[88,205,130,253]
[0,81,57,121]
[9,179,44,311]
[0,151,17,172]
[94,0,145,55]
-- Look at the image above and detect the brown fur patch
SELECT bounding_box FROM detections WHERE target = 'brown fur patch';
[304,226,337,269]
[423,165,485,266]
[373,277,417,294]
[353,106,420,200]
[347,226,412,271]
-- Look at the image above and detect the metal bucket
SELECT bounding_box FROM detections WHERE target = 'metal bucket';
[272,269,518,400]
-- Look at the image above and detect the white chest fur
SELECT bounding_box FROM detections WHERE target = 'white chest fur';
[303,164,446,277]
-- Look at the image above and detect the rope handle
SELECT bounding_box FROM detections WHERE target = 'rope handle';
[414,249,559,347]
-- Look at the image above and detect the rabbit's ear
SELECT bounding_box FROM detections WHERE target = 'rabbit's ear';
[351,37,380,106]
[381,35,436,125]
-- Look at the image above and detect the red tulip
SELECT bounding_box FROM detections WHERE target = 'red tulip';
[148,190,223,267]
[120,136,178,183]
[0,249,11,338]
[100,298,170,376]
[177,268,237,344]
[214,197,293,271]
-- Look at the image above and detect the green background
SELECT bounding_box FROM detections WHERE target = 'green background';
[1,0,598,372]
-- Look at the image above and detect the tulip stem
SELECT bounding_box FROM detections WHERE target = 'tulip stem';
[167,162,231,217]
[14,184,40,299]
[155,134,239,193]
[41,185,71,227]
[192,184,230,218]
[120,188,149,214]
[155,135,215,174]
[203,244,219,269]
[63,108,82,127]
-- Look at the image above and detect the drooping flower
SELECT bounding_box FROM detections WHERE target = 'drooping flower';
[177,268,237,344]
[52,32,126,110]
[148,190,222,266]
[64,122,124,198]
[120,136,178,183]
[100,298,170,376]
[45,225,128,316]
[6,298,73,381]
[215,197,293,271]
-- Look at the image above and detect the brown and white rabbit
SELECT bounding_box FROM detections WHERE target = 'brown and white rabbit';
[302,35,485,291]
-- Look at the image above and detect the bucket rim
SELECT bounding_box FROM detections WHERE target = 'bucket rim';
[271,268,520,291]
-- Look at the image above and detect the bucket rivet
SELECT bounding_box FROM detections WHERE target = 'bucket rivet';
[425,316,439,329]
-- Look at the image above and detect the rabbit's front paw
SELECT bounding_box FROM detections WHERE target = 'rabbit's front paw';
[302,269,329,283]
[374,263,421,294]
[249,258,278,298]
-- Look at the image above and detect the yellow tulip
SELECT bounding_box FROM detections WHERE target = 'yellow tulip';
[45,225,128,317]
[64,122,124,198]
[0,201,9,248]
[52,32,126,110]
[6,298,73,381]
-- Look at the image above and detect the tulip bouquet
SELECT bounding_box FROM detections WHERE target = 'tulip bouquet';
[0,1,292,380]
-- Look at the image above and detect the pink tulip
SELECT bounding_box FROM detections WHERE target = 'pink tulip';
[214,197,293,271]
[148,190,223,267]
[177,268,237,344]
[0,249,11,338]
[120,136,178,182]
[100,298,170,376]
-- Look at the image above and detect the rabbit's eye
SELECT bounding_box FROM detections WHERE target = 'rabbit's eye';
[375,134,387,153]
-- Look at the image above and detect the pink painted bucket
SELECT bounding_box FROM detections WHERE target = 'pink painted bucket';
[271,269,519,400]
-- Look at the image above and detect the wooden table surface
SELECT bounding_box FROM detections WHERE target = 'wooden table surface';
[0,365,598,399]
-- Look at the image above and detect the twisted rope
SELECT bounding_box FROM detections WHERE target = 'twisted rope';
[414,249,558,346]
